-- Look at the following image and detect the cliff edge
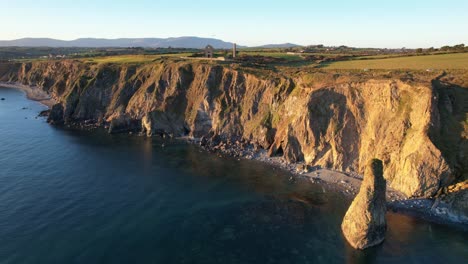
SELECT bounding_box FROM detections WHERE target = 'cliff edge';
[0,60,466,198]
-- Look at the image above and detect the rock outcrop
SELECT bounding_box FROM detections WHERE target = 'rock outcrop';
[47,103,64,124]
[341,159,387,250]
[0,60,466,198]
[432,180,468,223]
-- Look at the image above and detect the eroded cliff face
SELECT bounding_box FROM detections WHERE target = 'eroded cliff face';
[276,79,454,197]
[0,60,466,198]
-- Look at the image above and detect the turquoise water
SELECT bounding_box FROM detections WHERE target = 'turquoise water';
[0,87,467,264]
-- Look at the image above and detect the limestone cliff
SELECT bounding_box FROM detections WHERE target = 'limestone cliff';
[0,60,466,198]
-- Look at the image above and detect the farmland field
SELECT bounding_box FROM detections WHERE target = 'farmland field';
[80,54,192,64]
[239,52,304,61]
[323,52,468,69]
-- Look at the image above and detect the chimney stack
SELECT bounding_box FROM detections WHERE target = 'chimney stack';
[233,43,237,58]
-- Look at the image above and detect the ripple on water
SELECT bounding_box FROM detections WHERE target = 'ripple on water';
[0,87,467,263]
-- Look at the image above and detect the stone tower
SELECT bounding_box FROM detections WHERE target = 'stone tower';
[233,43,237,58]
[205,45,214,58]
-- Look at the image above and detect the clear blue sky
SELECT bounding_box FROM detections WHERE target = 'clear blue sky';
[1,0,467,48]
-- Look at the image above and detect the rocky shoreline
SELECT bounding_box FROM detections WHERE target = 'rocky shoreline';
[2,79,467,231]
[189,136,468,230]
[0,82,56,107]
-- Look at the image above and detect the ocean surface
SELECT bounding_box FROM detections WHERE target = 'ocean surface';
[0,87,467,264]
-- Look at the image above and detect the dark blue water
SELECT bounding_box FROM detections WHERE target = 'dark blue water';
[0,87,467,264]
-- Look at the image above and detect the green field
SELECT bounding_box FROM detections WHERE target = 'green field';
[239,52,304,61]
[80,54,192,64]
[323,53,468,69]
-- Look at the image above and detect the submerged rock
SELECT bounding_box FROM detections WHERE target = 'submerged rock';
[38,110,50,117]
[341,159,387,250]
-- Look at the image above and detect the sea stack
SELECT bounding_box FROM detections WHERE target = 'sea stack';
[341,159,387,250]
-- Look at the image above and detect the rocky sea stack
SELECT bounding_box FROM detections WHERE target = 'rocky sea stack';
[342,159,387,250]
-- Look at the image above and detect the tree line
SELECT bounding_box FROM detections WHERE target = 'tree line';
[416,44,466,53]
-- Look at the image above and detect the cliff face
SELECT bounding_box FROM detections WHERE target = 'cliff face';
[0,60,466,198]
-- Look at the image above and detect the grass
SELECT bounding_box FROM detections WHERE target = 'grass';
[322,53,468,69]
[239,52,304,61]
[353,54,407,60]
[80,54,192,64]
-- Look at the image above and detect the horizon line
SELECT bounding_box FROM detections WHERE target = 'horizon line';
[0,36,466,49]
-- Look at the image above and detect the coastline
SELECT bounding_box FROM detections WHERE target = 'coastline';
[265,155,468,230]
[0,82,57,107]
[252,149,406,201]
[191,138,468,230]
[3,82,467,230]
[259,152,467,230]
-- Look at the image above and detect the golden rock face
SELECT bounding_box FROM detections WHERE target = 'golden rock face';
[0,61,465,198]
[341,159,387,250]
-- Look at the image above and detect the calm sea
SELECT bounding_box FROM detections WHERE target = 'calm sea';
[0,87,467,263]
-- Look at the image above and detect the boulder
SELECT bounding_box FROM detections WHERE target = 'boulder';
[108,114,140,134]
[141,114,153,136]
[142,111,188,137]
[433,180,468,223]
[251,125,275,149]
[450,188,468,222]
[341,159,387,249]
[47,103,64,124]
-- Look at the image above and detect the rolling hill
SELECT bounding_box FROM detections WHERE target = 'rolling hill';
[0,37,242,49]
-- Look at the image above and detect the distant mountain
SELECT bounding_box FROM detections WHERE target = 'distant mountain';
[0,37,241,49]
[256,43,302,48]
